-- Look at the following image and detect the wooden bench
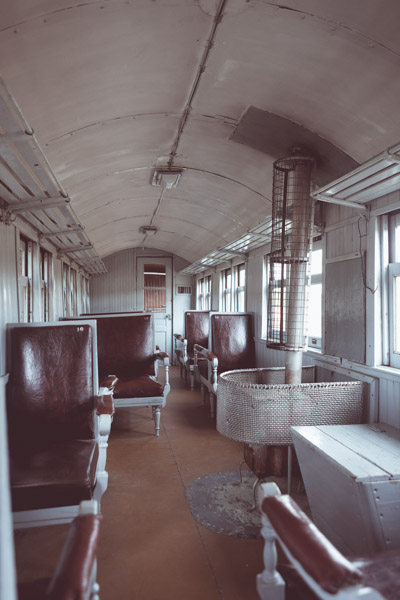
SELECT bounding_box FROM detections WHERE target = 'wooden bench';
[194,312,255,417]
[174,310,209,390]
[6,321,113,529]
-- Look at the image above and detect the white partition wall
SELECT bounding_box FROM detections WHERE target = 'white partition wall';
[0,373,17,600]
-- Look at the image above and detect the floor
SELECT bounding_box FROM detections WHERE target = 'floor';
[13,366,303,600]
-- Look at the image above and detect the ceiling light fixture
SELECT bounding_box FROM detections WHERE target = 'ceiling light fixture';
[140,225,157,236]
[151,168,183,190]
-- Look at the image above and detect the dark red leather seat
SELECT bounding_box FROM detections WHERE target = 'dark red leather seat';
[93,314,170,436]
[174,311,209,389]
[260,491,399,600]
[7,322,112,527]
[194,312,255,416]
[18,502,102,600]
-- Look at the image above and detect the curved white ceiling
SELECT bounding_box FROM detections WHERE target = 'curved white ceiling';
[1,0,400,265]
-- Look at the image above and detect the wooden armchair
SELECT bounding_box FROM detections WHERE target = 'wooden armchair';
[18,500,102,600]
[6,321,113,529]
[92,314,170,436]
[194,312,255,417]
[174,310,209,389]
[257,482,391,600]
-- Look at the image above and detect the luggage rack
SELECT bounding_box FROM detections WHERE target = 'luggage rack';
[0,78,106,275]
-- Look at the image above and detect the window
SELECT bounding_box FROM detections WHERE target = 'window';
[19,236,33,322]
[197,277,205,309]
[204,275,212,310]
[70,268,78,316]
[40,248,51,321]
[143,263,166,312]
[266,258,290,347]
[307,240,323,349]
[63,263,70,317]
[266,242,320,350]
[221,268,232,311]
[388,211,400,368]
[81,274,90,314]
[234,263,246,311]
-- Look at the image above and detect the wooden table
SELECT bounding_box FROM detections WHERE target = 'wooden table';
[291,423,400,556]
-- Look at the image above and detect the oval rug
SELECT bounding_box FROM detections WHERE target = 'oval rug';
[185,471,262,539]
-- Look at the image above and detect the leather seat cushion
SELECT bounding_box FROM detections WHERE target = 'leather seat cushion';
[279,550,400,600]
[354,549,400,600]
[11,440,98,511]
[114,375,164,398]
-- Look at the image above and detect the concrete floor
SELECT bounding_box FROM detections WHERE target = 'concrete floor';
[14,366,267,599]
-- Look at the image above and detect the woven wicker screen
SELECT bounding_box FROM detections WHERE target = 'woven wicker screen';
[217,369,363,445]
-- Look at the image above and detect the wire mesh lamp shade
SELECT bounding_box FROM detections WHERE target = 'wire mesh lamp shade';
[267,155,315,351]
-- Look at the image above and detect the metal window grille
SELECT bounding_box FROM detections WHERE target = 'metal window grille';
[267,155,315,351]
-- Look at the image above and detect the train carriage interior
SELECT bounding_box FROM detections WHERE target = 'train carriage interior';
[1,1,400,598]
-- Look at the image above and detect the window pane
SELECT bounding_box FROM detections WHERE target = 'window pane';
[308,283,322,338]
[224,269,231,288]
[238,264,245,286]
[310,248,322,275]
[395,275,400,354]
[237,289,245,312]
[392,212,400,263]
[144,263,166,312]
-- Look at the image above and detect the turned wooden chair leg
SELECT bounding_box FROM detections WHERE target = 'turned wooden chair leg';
[152,406,161,436]
[210,393,216,418]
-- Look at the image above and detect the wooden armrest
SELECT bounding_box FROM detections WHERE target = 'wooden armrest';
[96,393,115,416]
[174,334,187,342]
[46,509,102,599]
[100,374,119,392]
[194,344,217,361]
[261,495,362,593]
[154,352,169,366]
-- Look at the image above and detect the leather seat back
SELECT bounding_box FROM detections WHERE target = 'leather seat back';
[211,313,255,373]
[185,311,209,354]
[8,324,95,448]
[96,314,156,379]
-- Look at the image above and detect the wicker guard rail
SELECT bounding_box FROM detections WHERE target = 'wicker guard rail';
[216,368,363,445]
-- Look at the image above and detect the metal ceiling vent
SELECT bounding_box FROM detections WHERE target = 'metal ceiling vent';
[266,152,315,360]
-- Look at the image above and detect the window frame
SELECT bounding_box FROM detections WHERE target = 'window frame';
[387,211,400,368]
[234,263,246,312]
[70,267,78,316]
[307,239,323,350]
[40,247,51,322]
[62,262,70,317]
[197,277,205,309]
[221,267,232,311]
[204,275,212,310]
[18,235,33,323]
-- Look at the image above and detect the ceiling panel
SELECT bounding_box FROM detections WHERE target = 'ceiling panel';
[0,0,400,269]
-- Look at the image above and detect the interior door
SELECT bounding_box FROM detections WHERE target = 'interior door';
[136,257,172,356]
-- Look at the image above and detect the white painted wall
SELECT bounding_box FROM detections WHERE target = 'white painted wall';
[89,247,193,362]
